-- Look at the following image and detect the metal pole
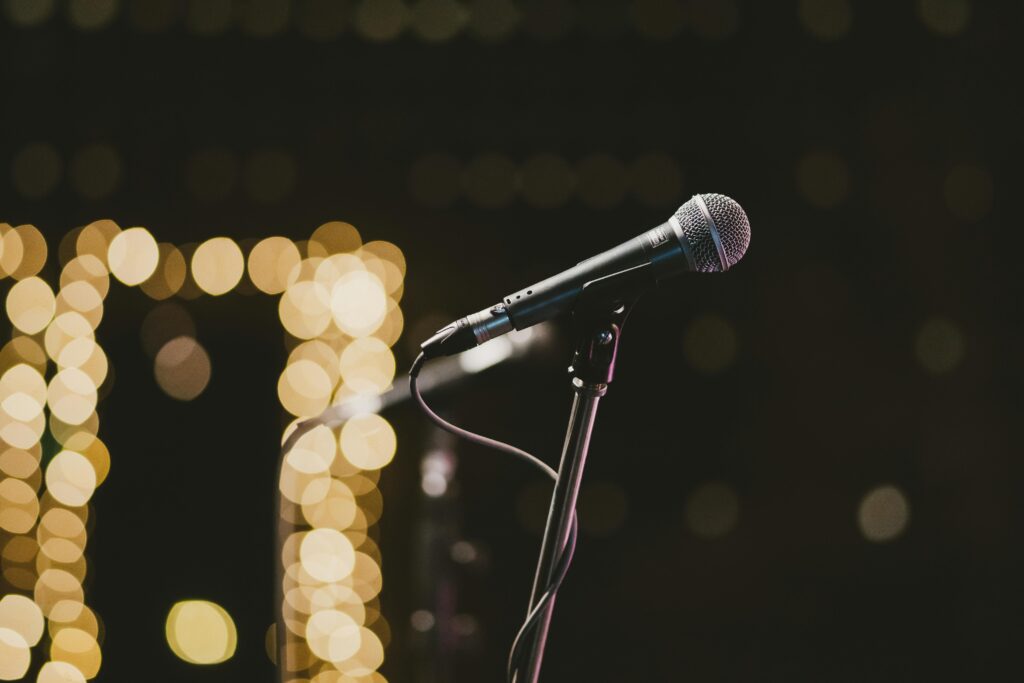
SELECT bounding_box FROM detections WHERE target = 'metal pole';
[517,377,608,683]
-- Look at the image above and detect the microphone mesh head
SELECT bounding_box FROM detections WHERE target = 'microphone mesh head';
[673,193,751,272]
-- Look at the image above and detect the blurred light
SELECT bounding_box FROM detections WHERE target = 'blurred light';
[450,541,477,564]
[918,0,970,36]
[915,317,965,374]
[280,280,333,339]
[69,144,121,200]
[68,0,119,30]
[36,662,87,683]
[462,154,517,208]
[521,0,574,40]
[75,219,120,267]
[44,313,96,365]
[49,627,101,678]
[339,338,395,394]
[191,237,244,295]
[127,0,180,32]
[4,0,55,25]
[239,0,290,37]
[63,432,111,486]
[165,600,237,664]
[60,255,110,300]
[0,225,25,279]
[331,271,388,337]
[107,227,160,286]
[578,481,628,537]
[340,414,397,470]
[630,0,684,41]
[307,609,361,664]
[337,626,384,675]
[154,336,212,400]
[520,154,574,209]
[412,0,468,42]
[1,364,47,423]
[6,277,56,334]
[0,478,39,534]
[0,627,31,680]
[458,336,514,373]
[46,368,98,426]
[33,569,85,616]
[685,481,740,539]
[248,236,302,294]
[185,147,238,201]
[44,450,97,507]
[409,154,461,208]
[630,153,683,208]
[11,143,62,199]
[303,479,358,531]
[468,0,519,42]
[858,484,910,542]
[309,222,363,257]
[689,0,739,40]
[683,314,738,374]
[185,0,232,35]
[243,148,297,204]
[0,337,47,375]
[355,0,410,41]
[140,242,187,300]
[0,594,44,647]
[410,609,435,632]
[55,282,104,329]
[797,149,850,208]
[295,0,347,40]
[944,163,992,221]
[301,528,356,583]
[799,0,852,41]
[9,224,48,280]
[140,302,196,358]
[288,340,342,387]
[279,359,333,417]
[577,154,627,209]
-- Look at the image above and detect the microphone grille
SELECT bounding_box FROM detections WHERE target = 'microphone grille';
[673,193,751,272]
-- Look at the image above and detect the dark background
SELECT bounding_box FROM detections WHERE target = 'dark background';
[1,0,1018,681]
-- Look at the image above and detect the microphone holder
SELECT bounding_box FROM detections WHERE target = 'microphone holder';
[515,263,653,683]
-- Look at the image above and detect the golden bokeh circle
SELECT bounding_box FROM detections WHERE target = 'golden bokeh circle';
[191,237,245,296]
[107,227,160,286]
[5,276,56,334]
[165,600,238,665]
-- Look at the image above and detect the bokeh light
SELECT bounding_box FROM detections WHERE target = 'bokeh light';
[6,277,56,334]
[799,0,852,41]
[11,143,62,200]
[340,414,397,470]
[107,227,160,286]
[165,600,237,665]
[248,236,301,294]
[154,336,212,401]
[918,0,970,36]
[858,485,910,542]
[915,317,965,374]
[191,237,245,295]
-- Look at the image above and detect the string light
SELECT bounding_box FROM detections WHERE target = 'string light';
[2,218,401,681]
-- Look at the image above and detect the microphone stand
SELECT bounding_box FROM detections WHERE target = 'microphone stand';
[515,264,652,683]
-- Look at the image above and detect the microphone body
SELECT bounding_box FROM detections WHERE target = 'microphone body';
[421,194,750,359]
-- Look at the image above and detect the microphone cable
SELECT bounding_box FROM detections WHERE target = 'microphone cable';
[409,352,579,683]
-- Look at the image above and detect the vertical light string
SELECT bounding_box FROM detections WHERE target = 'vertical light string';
[276,222,402,682]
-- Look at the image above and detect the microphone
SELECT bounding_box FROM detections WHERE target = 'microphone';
[421,193,751,359]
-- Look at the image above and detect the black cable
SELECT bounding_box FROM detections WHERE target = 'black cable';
[409,352,579,683]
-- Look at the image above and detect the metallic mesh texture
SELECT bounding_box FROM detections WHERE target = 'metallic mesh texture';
[673,194,751,272]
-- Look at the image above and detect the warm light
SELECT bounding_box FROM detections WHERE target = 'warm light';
[1,364,47,422]
[49,627,102,678]
[154,336,212,401]
[0,627,31,680]
[300,528,356,583]
[339,337,395,395]
[36,661,87,683]
[278,360,333,418]
[248,236,301,294]
[0,478,39,534]
[858,485,910,542]
[140,243,187,300]
[309,222,362,257]
[107,227,160,286]
[165,600,238,665]
[44,451,97,508]
[46,368,98,426]
[75,219,120,265]
[8,224,48,279]
[191,237,245,295]
[305,609,361,663]
[340,414,397,470]
[60,256,110,301]
[330,271,387,337]
[279,280,332,339]
[5,276,56,334]
[33,570,85,617]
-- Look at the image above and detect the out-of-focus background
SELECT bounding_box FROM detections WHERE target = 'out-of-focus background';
[0,1,1016,681]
